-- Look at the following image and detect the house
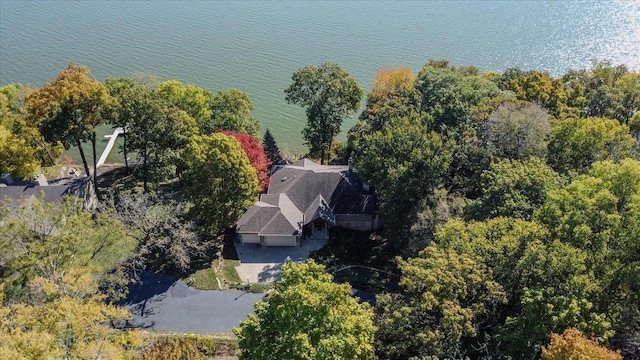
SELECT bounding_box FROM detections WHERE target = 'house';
[0,173,97,210]
[236,158,381,247]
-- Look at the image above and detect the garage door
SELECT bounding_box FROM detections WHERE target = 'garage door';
[240,233,260,244]
[264,235,297,247]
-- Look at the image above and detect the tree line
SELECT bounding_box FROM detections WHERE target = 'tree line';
[1,60,639,359]
[238,60,639,359]
[1,64,282,358]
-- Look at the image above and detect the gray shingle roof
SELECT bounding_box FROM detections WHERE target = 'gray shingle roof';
[237,159,377,237]
[0,176,90,208]
[236,203,279,233]
[260,211,299,236]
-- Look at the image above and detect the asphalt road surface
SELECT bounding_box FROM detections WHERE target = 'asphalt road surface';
[121,272,264,333]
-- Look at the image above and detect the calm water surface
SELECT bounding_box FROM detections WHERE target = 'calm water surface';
[1,1,639,157]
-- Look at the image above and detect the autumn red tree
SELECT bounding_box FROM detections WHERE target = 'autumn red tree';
[218,131,271,191]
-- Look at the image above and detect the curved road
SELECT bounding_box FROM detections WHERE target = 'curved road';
[121,272,264,333]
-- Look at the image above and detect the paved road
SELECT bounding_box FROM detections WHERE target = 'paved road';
[121,272,264,333]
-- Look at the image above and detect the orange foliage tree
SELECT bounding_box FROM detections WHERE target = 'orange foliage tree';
[542,328,622,360]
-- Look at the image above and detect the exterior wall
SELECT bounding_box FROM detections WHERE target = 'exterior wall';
[311,219,328,240]
[263,235,298,247]
[335,214,382,231]
[240,233,260,244]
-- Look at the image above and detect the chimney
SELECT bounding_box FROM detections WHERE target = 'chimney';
[34,174,49,186]
[348,157,354,174]
[0,173,13,186]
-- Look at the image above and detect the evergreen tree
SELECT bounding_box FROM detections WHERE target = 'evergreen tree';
[262,128,282,165]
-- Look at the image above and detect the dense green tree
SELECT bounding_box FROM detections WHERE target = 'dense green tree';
[445,124,492,197]
[467,157,561,220]
[445,97,530,196]
[356,115,453,240]
[105,77,137,169]
[505,70,554,105]
[501,69,584,120]
[535,175,620,257]
[0,83,28,134]
[262,128,282,165]
[285,63,363,164]
[629,110,640,141]
[612,191,640,358]
[498,286,612,359]
[25,64,112,195]
[407,188,466,253]
[0,197,141,357]
[376,244,506,359]
[435,217,548,297]
[156,82,261,135]
[547,117,636,174]
[500,238,612,356]
[589,159,640,214]
[580,61,638,124]
[182,133,259,234]
[235,260,377,360]
[113,84,197,191]
[416,63,503,130]
[156,80,213,128]
[209,89,260,135]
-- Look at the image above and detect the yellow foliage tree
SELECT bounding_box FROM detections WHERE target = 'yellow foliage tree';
[542,328,622,360]
[0,273,141,360]
[0,126,40,178]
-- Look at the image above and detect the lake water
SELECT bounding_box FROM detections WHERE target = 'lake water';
[1,0,639,159]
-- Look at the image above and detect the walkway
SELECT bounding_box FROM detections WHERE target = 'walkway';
[96,127,124,168]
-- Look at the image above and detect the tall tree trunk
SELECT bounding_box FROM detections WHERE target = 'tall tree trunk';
[34,133,56,166]
[123,130,129,171]
[91,132,100,200]
[76,138,90,177]
[321,148,326,165]
[143,139,148,193]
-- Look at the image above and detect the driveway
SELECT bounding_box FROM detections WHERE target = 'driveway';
[235,238,327,283]
[121,272,264,333]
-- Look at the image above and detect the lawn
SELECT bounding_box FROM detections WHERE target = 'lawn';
[185,258,241,291]
[184,229,244,291]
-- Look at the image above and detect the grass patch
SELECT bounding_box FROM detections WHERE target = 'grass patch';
[187,266,221,290]
[185,258,241,291]
[220,259,241,284]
